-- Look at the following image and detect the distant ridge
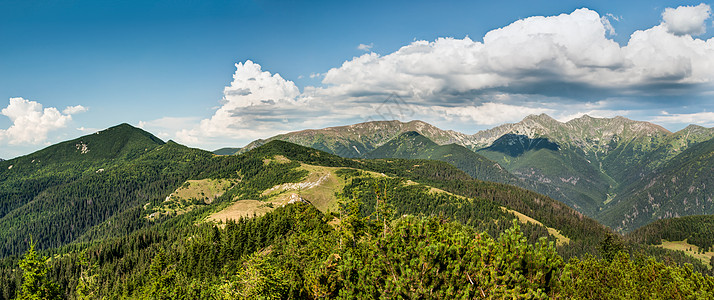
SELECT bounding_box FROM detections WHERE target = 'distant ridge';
[363,131,517,183]
[233,115,714,231]
[238,120,473,158]
[213,147,241,156]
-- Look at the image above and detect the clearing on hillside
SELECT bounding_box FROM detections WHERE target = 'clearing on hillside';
[656,240,714,268]
[503,207,571,246]
[148,178,236,219]
[207,163,349,223]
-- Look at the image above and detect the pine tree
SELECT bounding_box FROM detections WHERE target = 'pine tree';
[599,233,625,262]
[16,238,60,300]
[75,250,99,300]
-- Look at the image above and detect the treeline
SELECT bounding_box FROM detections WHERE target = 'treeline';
[230,140,713,262]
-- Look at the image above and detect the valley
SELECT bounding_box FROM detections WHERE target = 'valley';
[1,118,713,298]
[234,114,714,233]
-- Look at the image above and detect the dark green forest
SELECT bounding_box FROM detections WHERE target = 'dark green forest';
[628,215,714,252]
[2,125,714,299]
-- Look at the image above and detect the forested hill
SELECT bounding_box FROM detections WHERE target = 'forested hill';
[250,140,611,256]
[231,116,714,234]
[363,131,517,183]
[1,131,714,299]
[600,137,714,231]
[0,124,217,256]
[627,215,714,253]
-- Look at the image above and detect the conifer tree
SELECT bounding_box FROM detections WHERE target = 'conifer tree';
[75,250,99,300]
[16,238,60,300]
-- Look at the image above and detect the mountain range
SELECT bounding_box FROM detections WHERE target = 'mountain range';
[225,114,714,232]
[2,120,713,298]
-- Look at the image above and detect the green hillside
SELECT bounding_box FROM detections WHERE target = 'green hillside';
[239,120,474,158]
[2,125,714,299]
[0,124,217,256]
[600,137,714,231]
[363,131,516,184]
[234,116,714,231]
[628,215,714,251]
[472,115,714,231]
[627,215,714,266]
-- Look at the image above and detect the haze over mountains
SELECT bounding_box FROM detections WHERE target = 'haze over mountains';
[225,114,714,232]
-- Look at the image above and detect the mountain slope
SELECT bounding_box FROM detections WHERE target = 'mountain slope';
[0,124,217,256]
[4,133,714,299]
[627,215,714,252]
[238,120,472,158]
[363,131,516,183]
[627,215,714,266]
[599,137,714,231]
[472,114,714,229]
[251,140,610,256]
[229,115,714,231]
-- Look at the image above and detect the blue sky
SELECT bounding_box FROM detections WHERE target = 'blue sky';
[1,0,714,158]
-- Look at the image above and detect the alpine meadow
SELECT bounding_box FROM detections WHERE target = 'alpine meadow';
[3,1,714,299]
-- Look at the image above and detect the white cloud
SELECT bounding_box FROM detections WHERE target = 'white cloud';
[176,60,305,144]
[432,103,554,125]
[173,5,714,148]
[0,97,84,145]
[63,105,88,115]
[321,8,629,102]
[556,110,631,123]
[321,6,714,101]
[650,111,714,125]
[662,3,711,36]
[357,43,373,51]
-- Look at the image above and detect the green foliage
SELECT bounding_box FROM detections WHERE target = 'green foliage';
[74,250,99,300]
[364,131,517,184]
[143,249,178,300]
[16,239,60,300]
[3,136,714,299]
[322,218,562,299]
[219,253,287,300]
[627,214,714,251]
[560,252,714,299]
[599,135,714,232]
[600,233,626,262]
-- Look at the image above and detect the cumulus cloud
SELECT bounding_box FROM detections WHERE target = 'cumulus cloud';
[0,98,85,145]
[174,5,714,148]
[662,3,711,36]
[321,6,714,102]
[357,43,373,51]
[176,60,307,144]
